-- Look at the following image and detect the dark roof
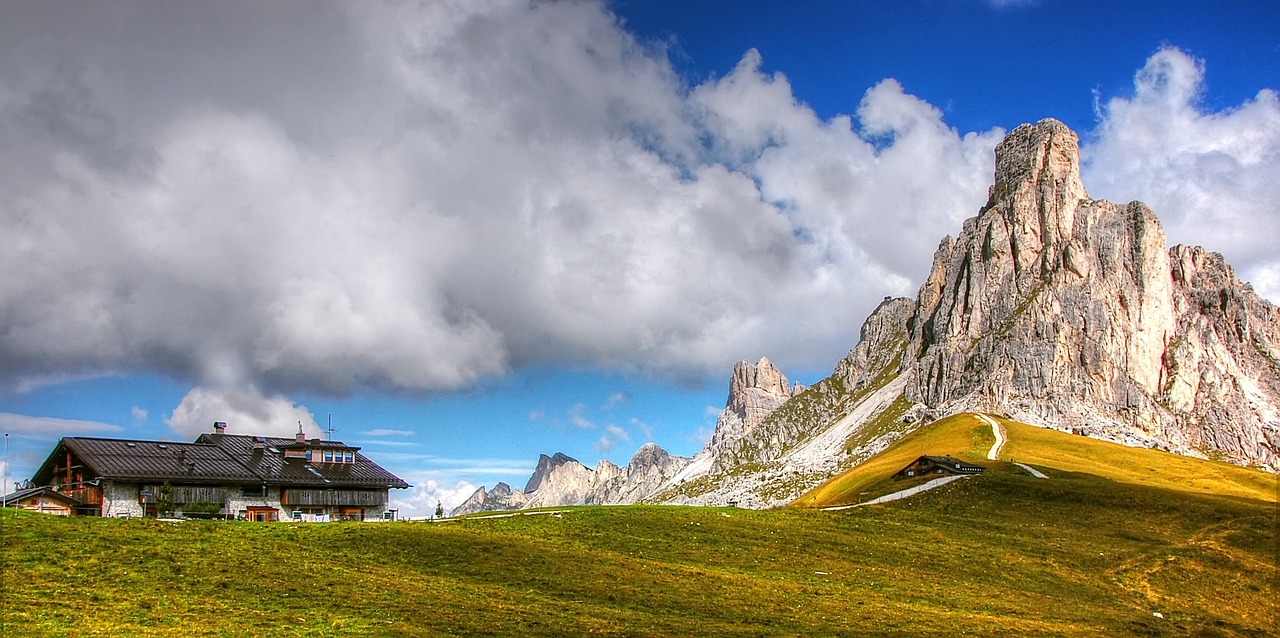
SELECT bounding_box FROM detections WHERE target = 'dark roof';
[32,434,408,490]
[197,434,407,489]
[918,455,985,472]
[3,485,83,506]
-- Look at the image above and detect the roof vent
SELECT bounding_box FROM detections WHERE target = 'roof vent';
[213,421,227,435]
[158,444,168,449]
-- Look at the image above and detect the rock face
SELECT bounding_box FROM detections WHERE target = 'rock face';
[905,119,1280,467]
[460,118,1279,515]
[524,453,597,508]
[449,481,528,517]
[456,445,693,514]
[705,358,804,472]
[587,443,690,505]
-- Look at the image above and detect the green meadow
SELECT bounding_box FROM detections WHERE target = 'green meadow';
[2,416,1276,636]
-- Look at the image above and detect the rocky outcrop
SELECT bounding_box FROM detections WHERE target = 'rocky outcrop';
[704,358,804,472]
[652,309,920,507]
[587,443,691,504]
[905,119,1279,468]
[523,453,596,508]
[449,481,528,517]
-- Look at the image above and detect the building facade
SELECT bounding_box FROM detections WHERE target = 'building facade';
[24,423,409,521]
[892,455,986,480]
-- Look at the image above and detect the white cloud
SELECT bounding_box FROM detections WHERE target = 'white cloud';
[567,404,595,430]
[630,417,654,441]
[130,406,148,424]
[603,392,631,410]
[388,478,479,518]
[361,429,415,437]
[0,413,124,435]
[593,423,631,454]
[1084,47,1280,303]
[0,0,1004,398]
[6,5,1270,412]
[165,386,320,439]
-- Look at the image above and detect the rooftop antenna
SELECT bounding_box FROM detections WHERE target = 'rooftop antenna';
[327,413,335,441]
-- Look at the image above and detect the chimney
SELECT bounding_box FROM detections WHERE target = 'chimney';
[213,421,227,435]
[295,421,307,444]
[252,436,265,450]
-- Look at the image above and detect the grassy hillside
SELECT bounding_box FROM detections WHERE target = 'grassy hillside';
[3,460,1275,636]
[793,413,1277,509]
[991,415,1277,503]
[792,412,996,508]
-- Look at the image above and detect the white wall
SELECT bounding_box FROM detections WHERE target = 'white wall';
[101,481,144,518]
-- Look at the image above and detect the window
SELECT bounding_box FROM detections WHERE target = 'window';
[344,451,354,463]
[246,507,278,522]
[305,449,313,461]
[241,485,266,497]
[324,450,334,462]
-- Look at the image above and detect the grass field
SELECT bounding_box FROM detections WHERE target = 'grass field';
[3,415,1275,635]
[3,444,1275,636]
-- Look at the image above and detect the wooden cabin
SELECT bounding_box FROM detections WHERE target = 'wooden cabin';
[2,485,83,515]
[22,423,409,521]
[892,455,985,480]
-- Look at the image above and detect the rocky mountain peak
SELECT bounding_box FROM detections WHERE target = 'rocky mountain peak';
[524,452,582,493]
[724,357,800,428]
[990,118,1087,212]
[907,119,1278,469]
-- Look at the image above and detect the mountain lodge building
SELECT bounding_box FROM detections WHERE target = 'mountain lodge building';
[14,422,409,521]
[893,455,985,480]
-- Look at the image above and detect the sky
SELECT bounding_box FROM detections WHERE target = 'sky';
[1,0,1277,516]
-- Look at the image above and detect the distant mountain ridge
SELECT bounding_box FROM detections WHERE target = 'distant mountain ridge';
[453,118,1279,515]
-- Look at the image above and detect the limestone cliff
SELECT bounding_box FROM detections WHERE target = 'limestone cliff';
[523,453,596,508]
[906,119,1279,468]
[449,481,528,517]
[586,443,691,505]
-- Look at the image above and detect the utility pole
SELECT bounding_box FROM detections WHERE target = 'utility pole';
[3,432,9,508]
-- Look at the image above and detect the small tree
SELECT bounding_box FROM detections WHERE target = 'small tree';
[435,501,444,519]
[155,482,175,518]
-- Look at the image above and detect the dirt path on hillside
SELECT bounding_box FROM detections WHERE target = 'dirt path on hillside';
[977,413,1004,460]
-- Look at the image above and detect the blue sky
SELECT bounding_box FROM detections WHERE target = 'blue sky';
[2,1,1277,515]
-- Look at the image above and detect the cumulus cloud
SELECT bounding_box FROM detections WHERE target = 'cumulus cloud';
[0,0,1003,405]
[389,478,478,518]
[130,406,148,424]
[165,386,319,439]
[4,3,1272,426]
[1084,47,1280,301]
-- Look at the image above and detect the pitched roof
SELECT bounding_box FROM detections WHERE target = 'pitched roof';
[32,434,408,490]
[3,485,83,506]
[919,455,985,472]
[197,434,408,489]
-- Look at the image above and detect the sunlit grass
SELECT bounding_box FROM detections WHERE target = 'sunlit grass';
[792,412,995,508]
[3,451,1274,637]
[992,415,1277,503]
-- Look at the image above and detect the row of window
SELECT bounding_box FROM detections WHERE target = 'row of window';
[303,449,355,464]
